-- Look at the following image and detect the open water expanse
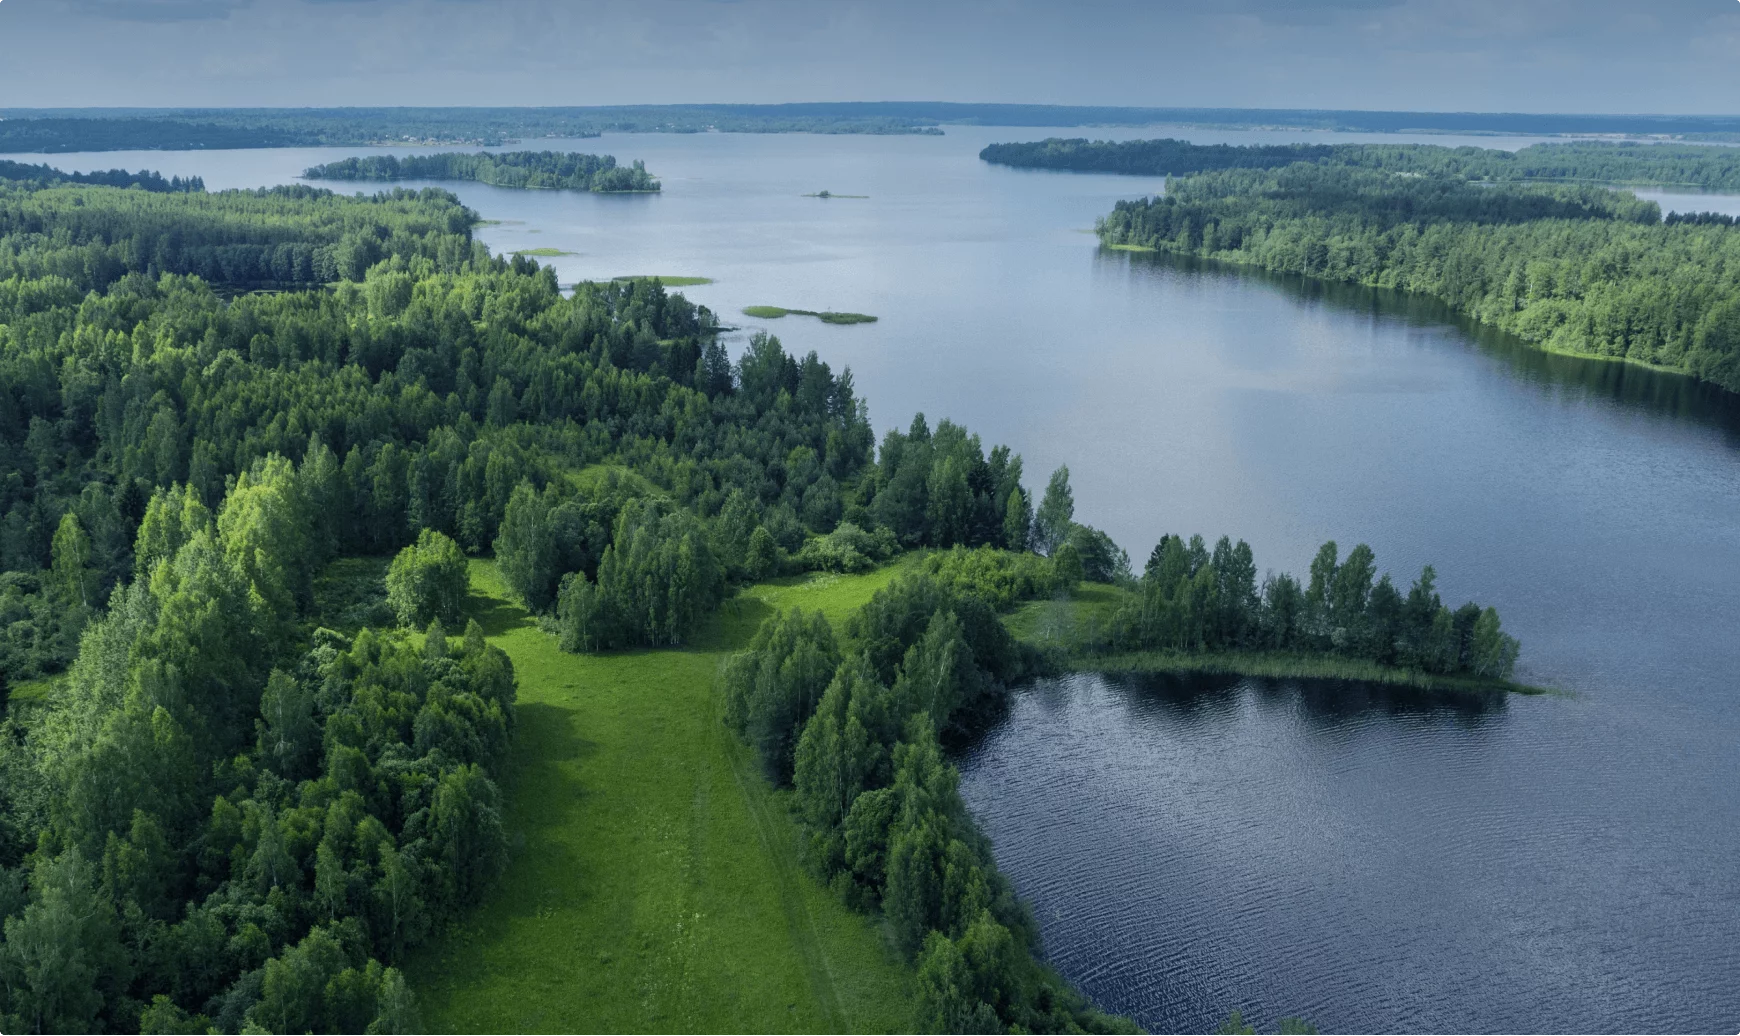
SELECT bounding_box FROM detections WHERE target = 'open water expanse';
[13,127,1739,1033]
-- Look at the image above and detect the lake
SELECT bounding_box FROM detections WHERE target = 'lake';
[13,127,1739,1033]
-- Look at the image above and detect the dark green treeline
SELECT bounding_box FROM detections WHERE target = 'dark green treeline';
[304,152,659,193]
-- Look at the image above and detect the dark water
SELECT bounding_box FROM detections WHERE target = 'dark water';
[11,129,1739,1032]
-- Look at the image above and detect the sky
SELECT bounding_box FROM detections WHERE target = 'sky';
[0,0,1737,115]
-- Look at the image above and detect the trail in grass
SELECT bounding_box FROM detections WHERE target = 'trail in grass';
[406,560,914,1033]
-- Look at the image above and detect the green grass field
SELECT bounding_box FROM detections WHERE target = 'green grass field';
[742,306,878,325]
[405,558,919,1033]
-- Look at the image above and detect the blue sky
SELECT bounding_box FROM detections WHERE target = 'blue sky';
[1,0,1736,114]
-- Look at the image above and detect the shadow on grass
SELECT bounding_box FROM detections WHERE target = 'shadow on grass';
[467,590,534,638]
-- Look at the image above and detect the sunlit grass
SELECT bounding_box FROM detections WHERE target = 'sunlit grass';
[406,558,918,1033]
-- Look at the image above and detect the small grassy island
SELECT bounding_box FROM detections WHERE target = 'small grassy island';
[509,247,577,257]
[743,304,877,324]
[304,150,660,192]
[803,189,869,198]
[610,274,713,286]
[1095,158,1740,394]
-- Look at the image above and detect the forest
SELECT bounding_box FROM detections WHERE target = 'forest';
[1096,163,1740,394]
[303,151,659,193]
[983,137,1740,190]
[0,164,1518,1033]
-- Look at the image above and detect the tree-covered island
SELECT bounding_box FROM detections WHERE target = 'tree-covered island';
[304,151,660,192]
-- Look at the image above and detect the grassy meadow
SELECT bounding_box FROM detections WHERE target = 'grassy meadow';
[405,558,919,1033]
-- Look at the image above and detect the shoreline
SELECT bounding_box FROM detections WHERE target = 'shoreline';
[1051,647,1555,695]
[1102,239,1715,390]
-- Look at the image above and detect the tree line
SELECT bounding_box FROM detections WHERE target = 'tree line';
[982,137,1740,190]
[0,161,204,194]
[1097,163,1740,394]
[1106,536,1518,679]
[304,152,660,193]
[724,577,1134,1034]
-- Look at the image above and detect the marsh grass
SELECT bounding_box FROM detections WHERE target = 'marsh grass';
[743,305,878,324]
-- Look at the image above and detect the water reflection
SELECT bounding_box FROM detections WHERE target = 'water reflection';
[1106,247,1740,446]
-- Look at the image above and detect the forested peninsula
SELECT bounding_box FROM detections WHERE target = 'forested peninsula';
[984,137,1740,190]
[303,151,659,192]
[0,164,1518,1032]
[1097,163,1740,393]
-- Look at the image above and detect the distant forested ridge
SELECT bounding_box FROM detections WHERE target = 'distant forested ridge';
[1097,163,1740,393]
[304,151,659,192]
[984,137,1740,189]
[9,104,1740,153]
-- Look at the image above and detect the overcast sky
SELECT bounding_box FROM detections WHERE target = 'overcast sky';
[1,0,1736,114]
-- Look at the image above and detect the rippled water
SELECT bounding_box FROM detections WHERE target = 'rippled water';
[12,128,1739,1033]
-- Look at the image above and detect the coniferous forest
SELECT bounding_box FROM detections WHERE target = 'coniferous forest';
[303,152,660,193]
[0,162,1523,1032]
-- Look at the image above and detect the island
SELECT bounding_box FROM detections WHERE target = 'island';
[743,304,877,324]
[304,150,660,192]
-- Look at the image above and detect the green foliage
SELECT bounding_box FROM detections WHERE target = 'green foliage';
[917,546,1059,612]
[1033,466,1074,556]
[0,159,204,193]
[723,609,842,784]
[1097,163,1740,393]
[793,521,897,574]
[555,499,724,652]
[1107,535,1519,679]
[385,529,469,627]
[306,151,660,193]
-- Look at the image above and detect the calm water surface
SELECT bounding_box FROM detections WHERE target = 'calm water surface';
[13,128,1739,1032]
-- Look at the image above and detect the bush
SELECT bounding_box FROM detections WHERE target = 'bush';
[918,546,1058,611]
[793,522,897,574]
[384,530,468,627]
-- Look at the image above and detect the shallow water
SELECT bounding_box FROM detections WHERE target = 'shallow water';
[11,127,1739,1032]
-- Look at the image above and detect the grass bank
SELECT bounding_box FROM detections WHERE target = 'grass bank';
[511,247,578,257]
[1006,586,1550,695]
[405,559,918,1033]
[743,305,878,325]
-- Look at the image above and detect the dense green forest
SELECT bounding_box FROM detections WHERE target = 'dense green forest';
[7,104,1740,152]
[303,152,659,193]
[983,137,1740,189]
[0,164,1521,1032]
[0,161,204,194]
[1097,164,1740,393]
